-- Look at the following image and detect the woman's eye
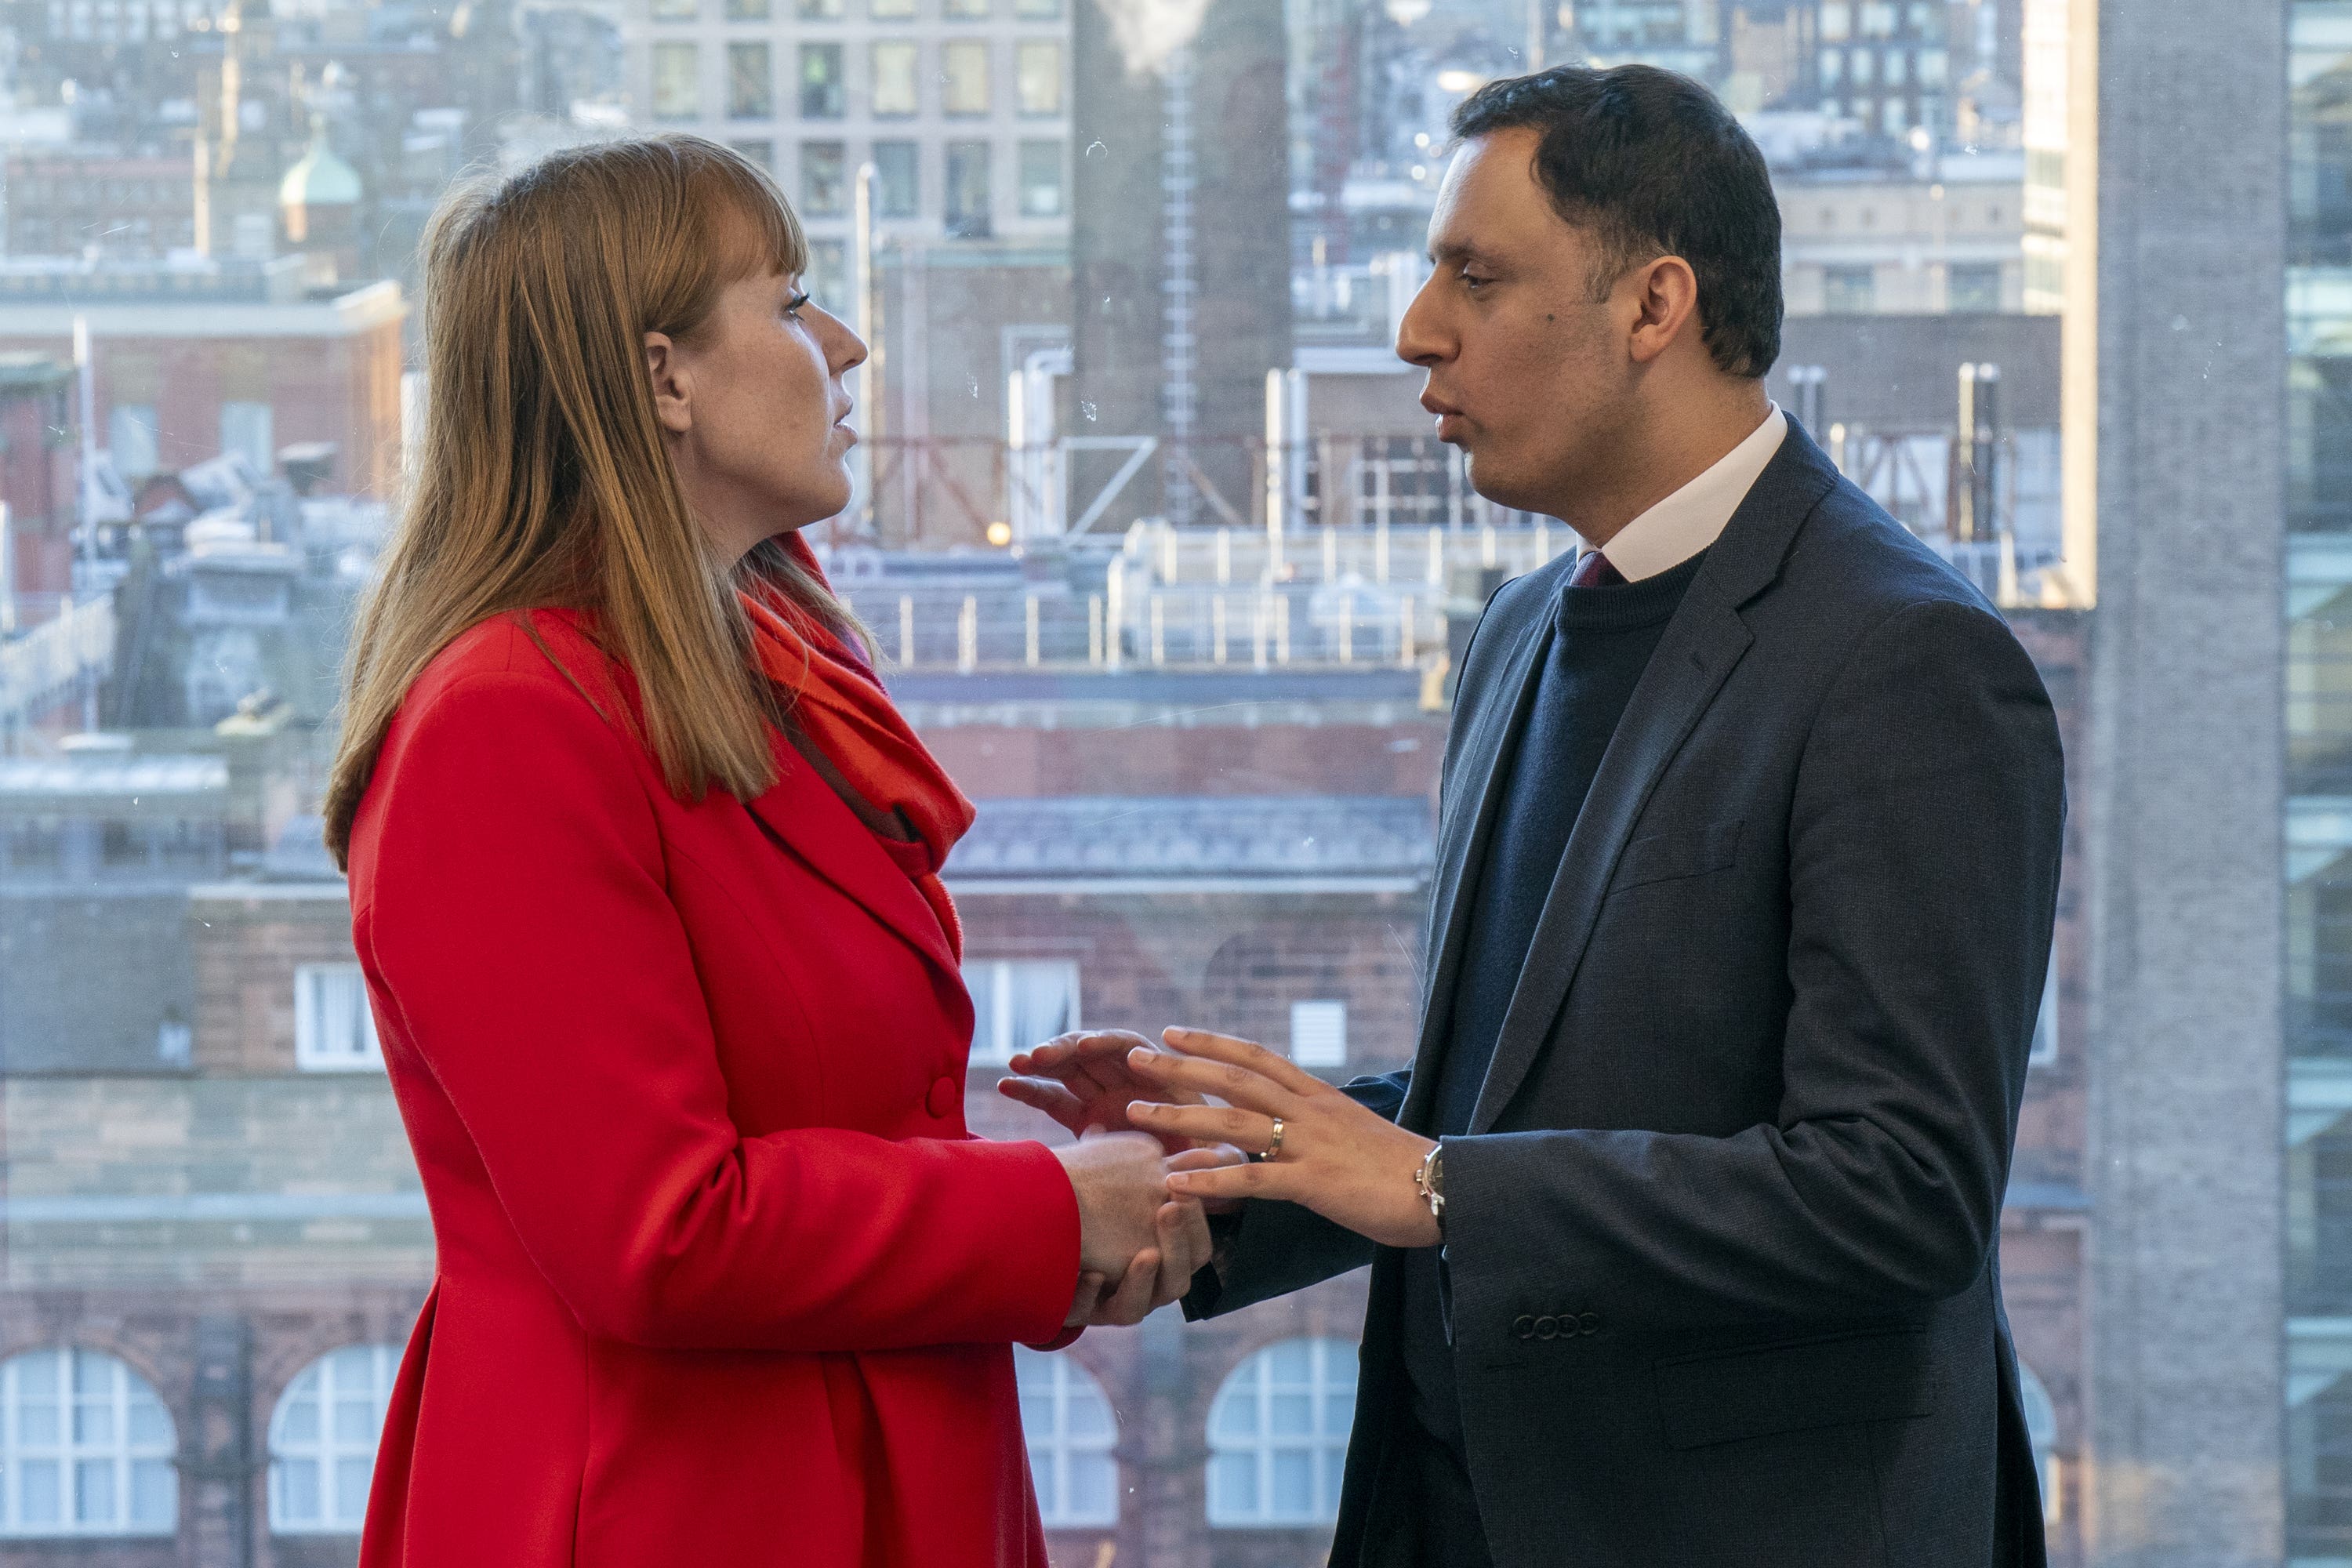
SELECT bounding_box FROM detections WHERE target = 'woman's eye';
[784,291,811,318]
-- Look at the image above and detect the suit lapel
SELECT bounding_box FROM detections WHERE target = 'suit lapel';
[1461,423,1844,1134]
[741,746,963,985]
[1396,603,1553,1134]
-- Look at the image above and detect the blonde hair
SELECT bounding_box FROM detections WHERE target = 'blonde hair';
[324,134,856,869]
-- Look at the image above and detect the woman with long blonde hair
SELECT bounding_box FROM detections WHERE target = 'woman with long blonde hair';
[327,135,1217,1566]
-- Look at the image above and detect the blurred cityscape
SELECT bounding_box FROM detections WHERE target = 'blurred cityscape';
[0,0,2312,1566]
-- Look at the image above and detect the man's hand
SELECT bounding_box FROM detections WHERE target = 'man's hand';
[1127,1027,1441,1250]
[1070,1147,1248,1327]
[1000,1029,1211,1156]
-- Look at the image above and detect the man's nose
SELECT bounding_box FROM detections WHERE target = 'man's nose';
[1394,278,1447,368]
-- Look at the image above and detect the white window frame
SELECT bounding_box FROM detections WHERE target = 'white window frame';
[295,963,385,1073]
[964,958,1080,1066]
[1289,1000,1348,1069]
[0,1348,177,1538]
[267,1344,399,1535]
[1206,1338,1356,1528]
[1013,1348,1118,1527]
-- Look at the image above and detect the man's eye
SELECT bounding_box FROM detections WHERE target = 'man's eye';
[1461,273,1490,292]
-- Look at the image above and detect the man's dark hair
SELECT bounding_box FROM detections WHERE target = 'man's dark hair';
[1452,64,1782,379]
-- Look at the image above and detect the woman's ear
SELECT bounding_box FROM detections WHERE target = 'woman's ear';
[644,331,693,435]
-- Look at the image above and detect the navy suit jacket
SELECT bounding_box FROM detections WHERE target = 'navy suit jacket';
[1186,422,2062,1568]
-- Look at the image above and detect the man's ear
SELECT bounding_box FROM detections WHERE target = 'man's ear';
[644,331,692,435]
[1625,255,1701,367]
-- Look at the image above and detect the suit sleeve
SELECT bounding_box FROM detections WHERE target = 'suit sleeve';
[357,670,1081,1353]
[1181,1073,1405,1319]
[1437,597,2064,1336]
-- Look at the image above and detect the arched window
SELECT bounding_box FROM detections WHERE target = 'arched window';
[0,1347,176,1537]
[1205,1337,1356,1527]
[1014,1347,1117,1526]
[268,1344,399,1534]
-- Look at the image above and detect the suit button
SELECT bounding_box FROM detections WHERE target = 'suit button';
[1512,1315,1536,1341]
[1534,1316,1559,1341]
[1578,1312,1602,1336]
[926,1074,960,1119]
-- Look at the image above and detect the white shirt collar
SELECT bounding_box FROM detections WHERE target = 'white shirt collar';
[1576,402,1788,583]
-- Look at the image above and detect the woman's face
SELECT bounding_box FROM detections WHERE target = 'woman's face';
[644,261,868,564]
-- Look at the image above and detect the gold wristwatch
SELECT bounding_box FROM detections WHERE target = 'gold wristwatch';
[1414,1142,1446,1231]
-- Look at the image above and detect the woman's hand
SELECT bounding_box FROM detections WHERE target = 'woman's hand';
[1000,1029,1212,1157]
[1072,1145,1251,1327]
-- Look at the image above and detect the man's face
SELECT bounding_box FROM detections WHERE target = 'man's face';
[1396,128,1638,516]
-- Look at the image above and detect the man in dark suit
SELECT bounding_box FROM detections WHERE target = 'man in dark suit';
[1001,64,2061,1568]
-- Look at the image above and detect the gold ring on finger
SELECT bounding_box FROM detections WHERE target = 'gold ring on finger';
[1264,1116,1287,1162]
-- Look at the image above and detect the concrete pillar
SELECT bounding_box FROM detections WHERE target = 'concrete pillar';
[183,1312,255,1567]
[2081,0,2287,1563]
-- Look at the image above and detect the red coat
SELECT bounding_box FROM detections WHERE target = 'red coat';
[346,608,1082,1567]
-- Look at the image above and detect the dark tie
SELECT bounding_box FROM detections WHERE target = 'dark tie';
[1570,549,1625,588]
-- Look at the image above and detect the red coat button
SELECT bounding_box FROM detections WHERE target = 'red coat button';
[927,1074,960,1119]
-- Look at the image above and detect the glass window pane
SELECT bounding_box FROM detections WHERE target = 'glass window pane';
[332,1396,377,1444]
[872,42,919,117]
[731,140,775,172]
[277,1457,319,1523]
[1269,1392,1312,1435]
[1014,0,1060,14]
[875,140,919,216]
[799,43,845,119]
[279,1396,318,1445]
[652,42,699,122]
[1270,1449,1313,1516]
[127,1397,169,1446]
[869,0,914,16]
[74,1400,114,1446]
[335,1457,373,1520]
[20,1459,59,1525]
[802,142,847,216]
[74,1457,115,1524]
[71,1355,111,1398]
[129,1460,174,1528]
[1014,40,1061,116]
[945,0,988,13]
[725,0,769,18]
[1209,1450,1255,1518]
[650,0,696,18]
[943,40,989,117]
[799,0,844,13]
[727,42,772,120]
[15,1353,56,1402]
[946,141,991,237]
[17,1400,56,1445]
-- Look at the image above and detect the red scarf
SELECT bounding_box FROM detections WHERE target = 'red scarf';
[738,535,975,960]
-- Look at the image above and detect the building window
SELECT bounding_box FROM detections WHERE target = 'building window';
[220,401,271,475]
[650,0,696,19]
[0,1348,176,1537]
[1207,1338,1356,1527]
[1824,264,1877,314]
[1883,97,1907,135]
[1014,1348,1117,1526]
[943,39,990,117]
[1885,49,1908,85]
[869,0,915,14]
[1851,48,1877,85]
[946,140,993,237]
[964,957,1079,1064]
[801,142,848,215]
[875,140,919,216]
[1819,48,1843,86]
[267,1345,398,1535]
[1015,39,1062,117]
[1820,0,1850,39]
[872,42,919,118]
[727,42,773,120]
[296,964,384,1073]
[1017,139,1063,216]
[1289,1000,1347,1068]
[1014,0,1062,14]
[731,139,775,171]
[798,0,843,13]
[652,42,699,121]
[800,43,846,119]
[725,0,768,18]
[945,0,988,14]
[1949,263,2004,313]
[107,404,158,481]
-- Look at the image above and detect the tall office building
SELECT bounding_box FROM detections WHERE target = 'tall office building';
[2286,3,2352,1559]
[622,0,1076,306]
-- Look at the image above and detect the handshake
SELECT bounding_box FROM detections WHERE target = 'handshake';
[1000,1022,1445,1330]
[1015,1026,1247,1331]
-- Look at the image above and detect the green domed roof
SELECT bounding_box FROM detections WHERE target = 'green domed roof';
[280,125,361,209]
